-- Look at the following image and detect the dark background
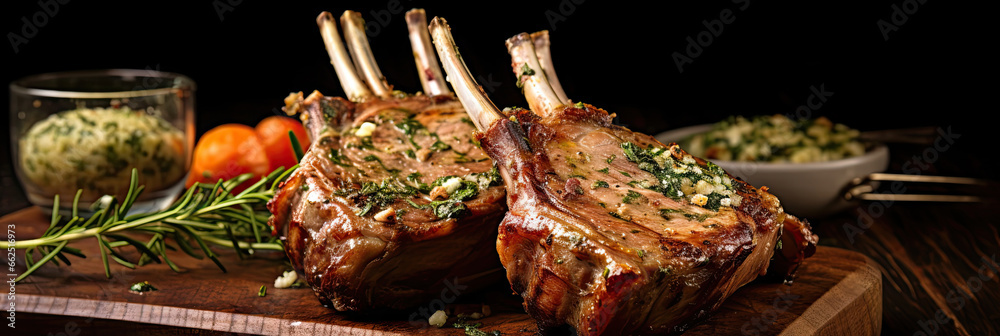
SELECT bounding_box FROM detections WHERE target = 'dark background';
[1,0,995,214]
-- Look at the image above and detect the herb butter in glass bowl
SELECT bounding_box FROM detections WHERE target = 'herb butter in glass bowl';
[10,69,195,215]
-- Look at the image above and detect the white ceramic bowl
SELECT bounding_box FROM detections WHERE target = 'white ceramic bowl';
[655,124,889,218]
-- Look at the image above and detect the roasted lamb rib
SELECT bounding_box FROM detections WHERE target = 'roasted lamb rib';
[267,10,506,312]
[429,18,818,335]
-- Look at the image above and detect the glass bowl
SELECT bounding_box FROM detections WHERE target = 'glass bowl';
[10,69,195,215]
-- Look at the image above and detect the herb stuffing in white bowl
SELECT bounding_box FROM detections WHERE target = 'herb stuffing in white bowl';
[656,115,888,218]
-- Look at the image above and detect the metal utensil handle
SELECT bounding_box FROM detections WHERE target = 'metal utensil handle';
[845,173,993,202]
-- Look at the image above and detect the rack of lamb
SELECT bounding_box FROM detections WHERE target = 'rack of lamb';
[267,10,506,312]
[428,18,818,335]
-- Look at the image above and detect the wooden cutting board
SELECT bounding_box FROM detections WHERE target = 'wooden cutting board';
[2,207,881,335]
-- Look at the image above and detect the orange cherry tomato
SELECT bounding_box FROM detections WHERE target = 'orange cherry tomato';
[186,124,270,193]
[255,115,311,172]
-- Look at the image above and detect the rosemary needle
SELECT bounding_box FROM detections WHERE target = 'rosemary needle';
[3,166,292,282]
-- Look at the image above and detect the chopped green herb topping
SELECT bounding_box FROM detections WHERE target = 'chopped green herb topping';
[597,167,610,174]
[620,142,735,211]
[659,208,682,219]
[608,211,631,221]
[347,136,376,150]
[406,172,423,183]
[592,181,610,189]
[684,213,710,222]
[623,190,642,204]
[394,116,425,150]
[430,140,451,152]
[363,155,400,175]
[337,179,418,216]
[328,149,351,167]
[606,154,616,164]
[453,321,502,336]
[130,281,157,293]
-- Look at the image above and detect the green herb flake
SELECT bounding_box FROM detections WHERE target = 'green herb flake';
[619,171,632,177]
[432,201,469,219]
[597,167,610,174]
[608,211,631,221]
[452,321,502,336]
[362,155,401,175]
[623,190,642,204]
[407,172,423,183]
[430,140,452,152]
[592,181,610,189]
[130,281,157,293]
[602,267,610,279]
[258,285,267,297]
[520,63,535,76]
[684,213,710,222]
[606,154,616,164]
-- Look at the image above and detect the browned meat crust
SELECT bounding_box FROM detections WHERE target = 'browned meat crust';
[480,105,816,335]
[268,92,506,311]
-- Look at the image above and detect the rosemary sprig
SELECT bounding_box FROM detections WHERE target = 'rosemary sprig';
[2,165,297,282]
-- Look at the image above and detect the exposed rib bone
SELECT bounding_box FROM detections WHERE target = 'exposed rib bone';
[429,17,502,131]
[530,31,571,105]
[506,33,565,118]
[341,11,393,99]
[406,9,450,97]
[317,11,371,101]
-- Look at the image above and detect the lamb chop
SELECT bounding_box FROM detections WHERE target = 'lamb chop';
[266,9,506,312]
[429,18,818,335]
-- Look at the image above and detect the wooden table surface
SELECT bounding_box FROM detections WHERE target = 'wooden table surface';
[2,139,997,335]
